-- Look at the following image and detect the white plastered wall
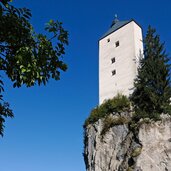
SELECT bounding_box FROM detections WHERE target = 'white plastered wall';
[99,21,143,104]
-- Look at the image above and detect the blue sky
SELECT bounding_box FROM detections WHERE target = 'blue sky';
[0,0,171,171]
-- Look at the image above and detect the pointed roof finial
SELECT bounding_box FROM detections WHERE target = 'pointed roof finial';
[114,14,119,23]
[111,14,119,27]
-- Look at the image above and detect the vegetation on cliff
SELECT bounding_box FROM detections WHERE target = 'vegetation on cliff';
[84,94,130,127]
[131,26,171,120]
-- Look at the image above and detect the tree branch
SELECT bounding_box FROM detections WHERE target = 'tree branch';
[0,44,10,48]
[0,52,6,57]
[48,34,57,41]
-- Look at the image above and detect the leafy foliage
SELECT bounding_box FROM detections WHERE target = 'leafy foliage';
[0,0,69,135]
[130,26,171,120]
[84,94,130,127]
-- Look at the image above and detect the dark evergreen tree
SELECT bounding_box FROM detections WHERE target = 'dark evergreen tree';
[130,26,171,120]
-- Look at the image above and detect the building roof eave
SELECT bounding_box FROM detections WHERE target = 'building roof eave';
[99,19,142,41]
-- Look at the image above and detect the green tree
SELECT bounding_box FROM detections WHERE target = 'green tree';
[130,26,171,120]
[0,0,69,135]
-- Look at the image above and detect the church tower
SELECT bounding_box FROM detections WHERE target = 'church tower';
[99,17,143,104]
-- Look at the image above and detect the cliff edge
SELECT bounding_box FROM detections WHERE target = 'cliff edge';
[84,114,171,171]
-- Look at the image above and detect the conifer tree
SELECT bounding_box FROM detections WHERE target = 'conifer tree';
[131,26,171,120]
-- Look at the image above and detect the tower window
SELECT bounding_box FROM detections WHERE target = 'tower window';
[112,70,116,76]
[115,41,119,47]
[107,38,110,42]
[111,57,115,64]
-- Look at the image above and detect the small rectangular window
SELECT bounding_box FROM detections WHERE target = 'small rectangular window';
[115,41,119,47]
[111,57,115,64]
[112,70,116,76]
[107,38,110,42]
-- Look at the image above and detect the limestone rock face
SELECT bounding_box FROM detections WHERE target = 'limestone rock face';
[136,118,171,171]
[84,115,171,171]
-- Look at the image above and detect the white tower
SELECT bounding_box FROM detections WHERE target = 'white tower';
[99,17,143,104]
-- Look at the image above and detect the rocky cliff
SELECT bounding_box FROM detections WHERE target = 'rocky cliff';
[84,114,171,171]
